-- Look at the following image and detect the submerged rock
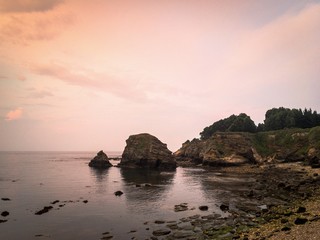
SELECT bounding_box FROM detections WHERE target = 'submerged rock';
[119,133,176,170]
[114,191,123,196]
[89,150,112,169]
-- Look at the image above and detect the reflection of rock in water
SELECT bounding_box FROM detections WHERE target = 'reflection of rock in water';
[90,168,110,194]
[119,168,175,211]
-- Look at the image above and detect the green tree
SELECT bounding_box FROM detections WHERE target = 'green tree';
[200,113,256,139]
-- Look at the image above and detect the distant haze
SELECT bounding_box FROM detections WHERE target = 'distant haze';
[1,0,319,152]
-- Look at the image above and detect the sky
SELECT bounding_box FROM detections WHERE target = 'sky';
[1,0,320,152]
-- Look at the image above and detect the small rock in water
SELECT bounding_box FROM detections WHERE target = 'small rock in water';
[83,200,88,203]
[51,200,60,204]
[35,206,53,215]
[220,204,229,212]
[1,198,11,201]
[135,184,141,187]
[154,220,165,224]
[0,220,8,223]
[199,205,208,211]
[174,203,188,212]
[152,228,171,236]
[114,191,123,196]
[1,211,9,217]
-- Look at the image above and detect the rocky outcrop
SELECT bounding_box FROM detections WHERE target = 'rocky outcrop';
[175,127,320,167]
[88,150,112,168]
[119,133,176,170]
[175,132,261,167]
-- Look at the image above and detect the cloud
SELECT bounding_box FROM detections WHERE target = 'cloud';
[5,108,23,121]
[219,3,320,87]
[0,0,64,13]
[30,63,148,101]
[27,89,54,98]
[0,3,74,45]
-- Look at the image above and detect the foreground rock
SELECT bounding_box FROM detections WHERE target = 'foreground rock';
[119,133,176,170]
[88,150,112,168]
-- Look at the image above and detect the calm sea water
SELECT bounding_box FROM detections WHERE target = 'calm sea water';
[0,152,252,240]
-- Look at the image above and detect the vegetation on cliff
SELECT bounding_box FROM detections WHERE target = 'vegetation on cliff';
[200,107,320,140]
[200,113,256,140]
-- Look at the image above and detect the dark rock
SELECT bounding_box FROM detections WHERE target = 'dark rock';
[101,236,113,240]
[174,203,188,212]
[114,191,123,196]
[83,200,88,203]
[220,204,229,212]
[0,220,8,223]
[119,133,176,170]
[89,150,112,169]
[51,200,59,204]
[294,217,308,225]
[1,198,11,201]
[281,226,291,231]
[135,184,141,187]
[297,206,306,213]
[199,206,209,211]
[35,206,53,215]
[152,228,171,236]
[154,220,165,224]
[1,211,9,217]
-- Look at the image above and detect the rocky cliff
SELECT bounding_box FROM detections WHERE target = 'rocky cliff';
[174,127,320,167]
[119,133,177,170]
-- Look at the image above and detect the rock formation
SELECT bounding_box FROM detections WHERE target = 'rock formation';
[119,133,176,170]
[175,127,320,167]
[88,150,113,168]
[174,132,261,167]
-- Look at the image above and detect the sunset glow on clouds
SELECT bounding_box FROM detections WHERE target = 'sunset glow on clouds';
[1,0,320,151]
[5,108,23,121]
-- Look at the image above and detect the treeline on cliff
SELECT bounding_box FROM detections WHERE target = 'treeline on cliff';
[200,107,320,140]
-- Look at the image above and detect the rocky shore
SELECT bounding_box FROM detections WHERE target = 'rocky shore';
[140,162,320,240]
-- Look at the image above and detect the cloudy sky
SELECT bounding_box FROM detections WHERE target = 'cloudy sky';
[1,0,320,152]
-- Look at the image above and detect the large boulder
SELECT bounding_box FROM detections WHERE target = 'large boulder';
[119,133,176,170]
[174,132,262,167]
[88,150,113,168]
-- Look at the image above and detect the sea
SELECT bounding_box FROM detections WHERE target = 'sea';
[0,151,250,240]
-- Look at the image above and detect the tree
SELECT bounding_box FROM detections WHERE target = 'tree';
[200,113,256,139]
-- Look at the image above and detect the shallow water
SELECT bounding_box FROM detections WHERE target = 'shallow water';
[0,152,254,239]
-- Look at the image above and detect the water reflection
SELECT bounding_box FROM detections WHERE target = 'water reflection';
[119,168,176,214]
[89,167,110,193]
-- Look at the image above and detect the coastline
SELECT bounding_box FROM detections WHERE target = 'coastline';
[215,162,320,240]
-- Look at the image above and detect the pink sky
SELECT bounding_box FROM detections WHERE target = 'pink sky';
[1,0,320,151]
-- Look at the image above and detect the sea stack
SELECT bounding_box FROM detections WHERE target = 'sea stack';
[119,133,176,170]
[88,150,113,168]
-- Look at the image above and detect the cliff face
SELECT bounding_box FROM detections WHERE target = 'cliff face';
[174,127,320,167]
[120,133,177,170]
